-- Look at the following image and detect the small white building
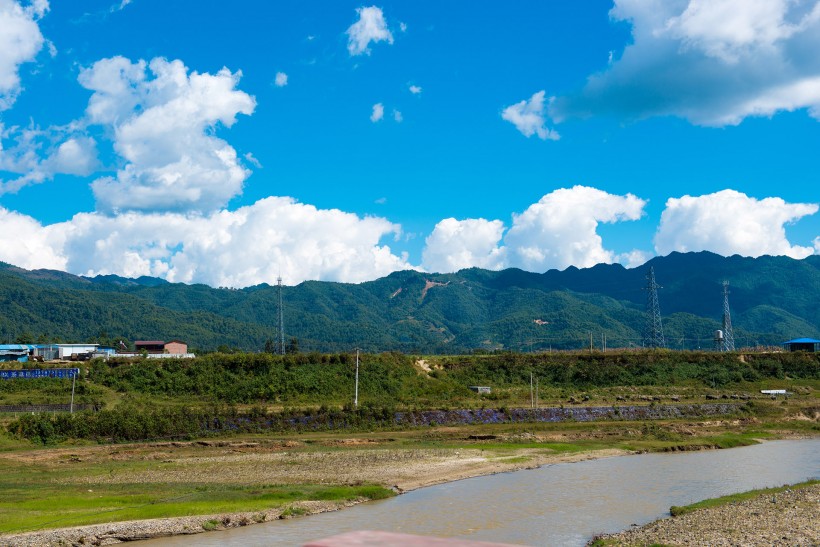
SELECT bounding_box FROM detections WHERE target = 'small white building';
[115,352,196,359]
[56,344,99,359]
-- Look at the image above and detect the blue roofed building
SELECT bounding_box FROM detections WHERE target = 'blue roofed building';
[0,344,33,362]
[782,338,820,352]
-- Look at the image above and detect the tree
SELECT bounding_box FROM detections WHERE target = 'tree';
[286,337,300,354]
[264,338,275,353]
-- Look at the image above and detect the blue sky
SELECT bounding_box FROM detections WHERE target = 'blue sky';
[1,0,819,286]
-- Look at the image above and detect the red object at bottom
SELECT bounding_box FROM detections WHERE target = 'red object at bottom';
[304,530,523,547]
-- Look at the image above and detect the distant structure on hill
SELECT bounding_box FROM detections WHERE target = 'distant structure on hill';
[0,344,32,362]
[782,338,820,352]
[642,266,666,349]
[0,344,115,362]
[134,340,188,355]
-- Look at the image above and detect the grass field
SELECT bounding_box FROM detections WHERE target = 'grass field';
[0,450,393,535]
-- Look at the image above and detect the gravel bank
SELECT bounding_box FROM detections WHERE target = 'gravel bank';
[593,483,820,546]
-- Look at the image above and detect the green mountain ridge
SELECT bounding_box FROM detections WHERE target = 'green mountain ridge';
[1,251,818,352]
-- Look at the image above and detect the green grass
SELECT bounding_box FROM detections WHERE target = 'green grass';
[589,537,674,547]
[493,456,532,464]
[280,505,308,517]
[0,480,394,534]
[617,431,764,453]
[669,479,819,517]
[706,432,768,448]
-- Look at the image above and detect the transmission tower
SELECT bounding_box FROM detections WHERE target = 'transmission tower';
[643,266,666,349]
[277,276,285,355]
[721,281,735,352]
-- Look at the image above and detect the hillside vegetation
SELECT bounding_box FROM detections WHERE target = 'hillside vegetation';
[3,350,818,444]
[1,251,819,352]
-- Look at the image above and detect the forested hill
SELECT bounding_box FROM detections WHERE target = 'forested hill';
[1,251,819,353]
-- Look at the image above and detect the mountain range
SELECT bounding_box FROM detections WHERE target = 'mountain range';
[1,251,818,353]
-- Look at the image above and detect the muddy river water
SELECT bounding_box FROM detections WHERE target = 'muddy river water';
[147,438,819,546]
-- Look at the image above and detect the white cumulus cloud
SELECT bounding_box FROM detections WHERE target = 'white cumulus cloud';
[423,218,507,273]
[0,206,66,270]
[501,91,559,140]
[421,186,647,274]
[616,249,652,269]
[664,0,810,64]
[550,0,820,126]
[409,84,422,94]
[0,0,48,112]
[48,136,98,175]
[654,189,818,259]
[370,102,384,122]
[274,71,288,87]
[0,197,413,287]
[1,124,98,195]
[346,6,394,56]
[78,56,256,213]
[505,186,646,271]
[243,152,261,168]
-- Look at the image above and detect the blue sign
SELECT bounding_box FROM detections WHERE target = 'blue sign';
[0,368,79,380]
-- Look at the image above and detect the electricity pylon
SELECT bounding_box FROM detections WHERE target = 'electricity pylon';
[643,266,666,349]
[277,276,285,355]
[721,281,735,352]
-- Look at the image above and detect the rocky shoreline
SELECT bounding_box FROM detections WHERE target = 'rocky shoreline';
[592,483,820,546]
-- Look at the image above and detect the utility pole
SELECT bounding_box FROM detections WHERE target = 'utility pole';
[70,369,76,414]
[354,349,359,409]
[535,377,539,411]
[643,266,666,349]
[530,372,534,409]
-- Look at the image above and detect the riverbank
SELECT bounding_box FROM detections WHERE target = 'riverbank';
[0,436,631,546]
[0,404,816,546]
[591,481,820,546]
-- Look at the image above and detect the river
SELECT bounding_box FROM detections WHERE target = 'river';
[146,438,819,546]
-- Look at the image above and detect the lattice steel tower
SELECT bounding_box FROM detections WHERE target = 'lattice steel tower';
[643,266,666,349]
[721,281,735,352]
[277,276,285,355]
